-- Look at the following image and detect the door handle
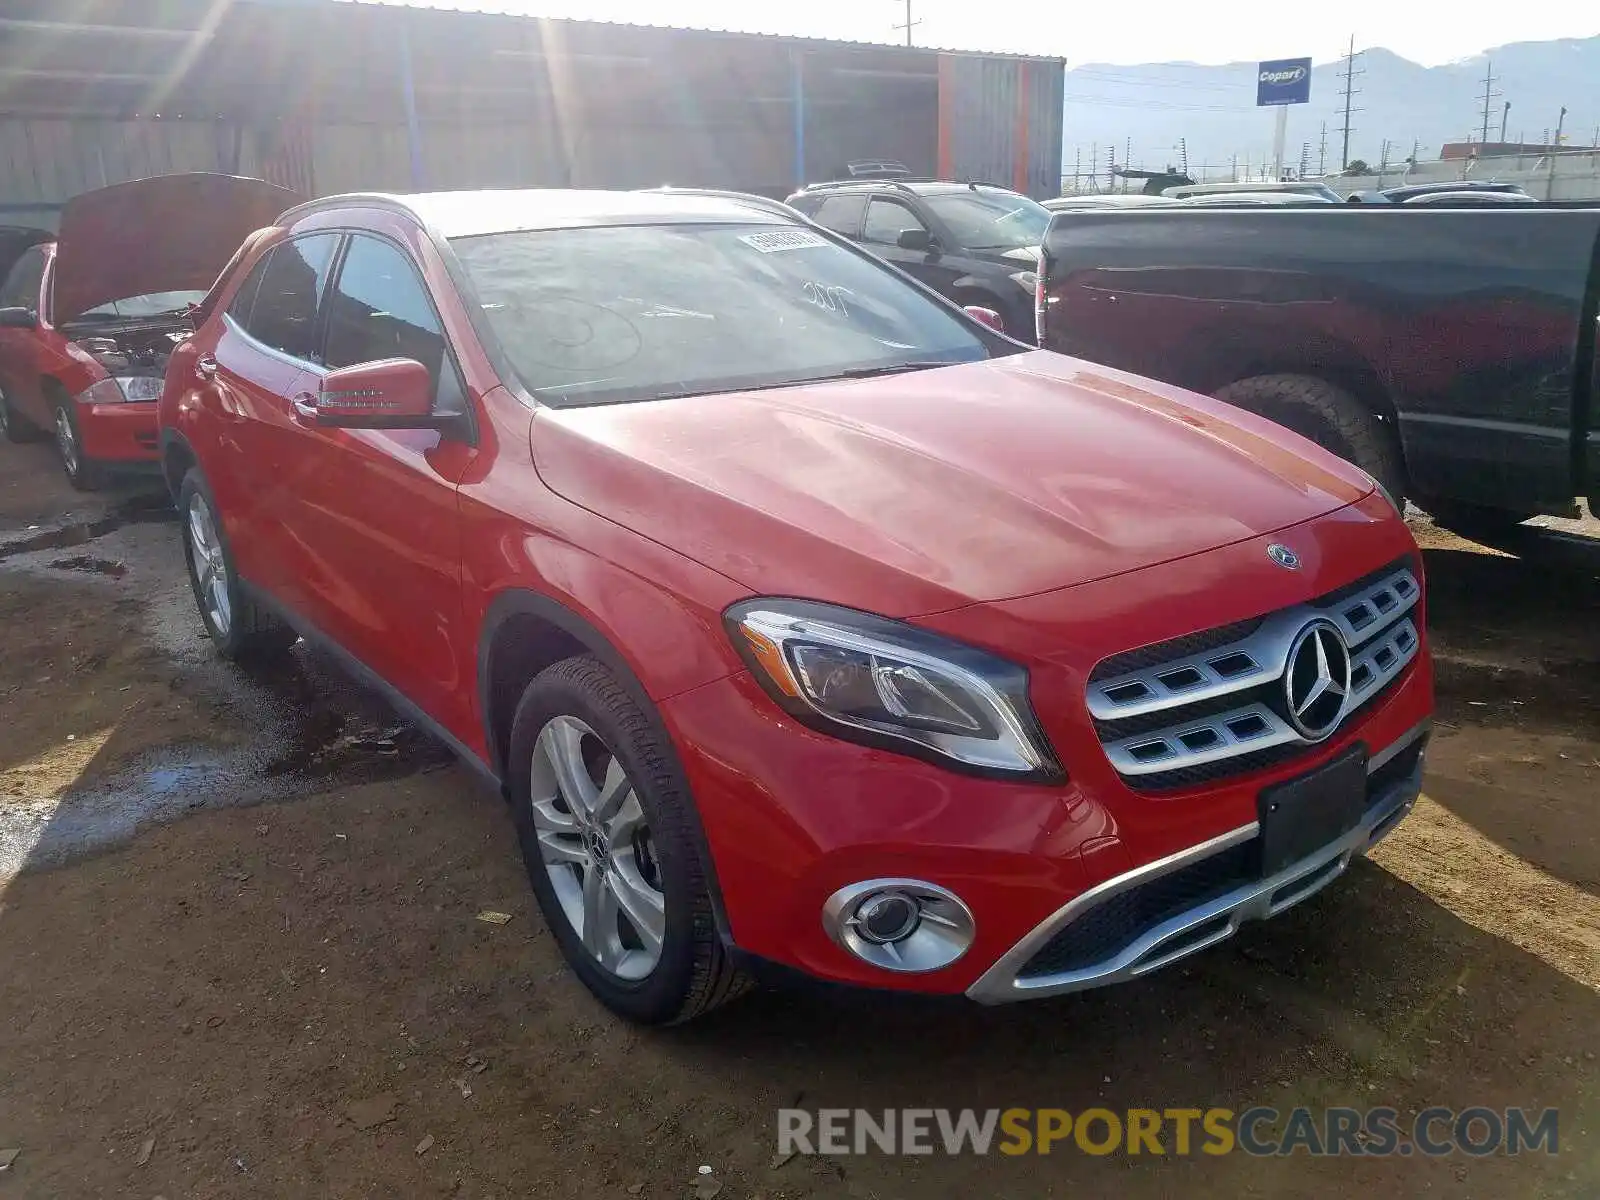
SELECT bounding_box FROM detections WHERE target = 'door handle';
[290,392,319,423]
[195,354,217,381]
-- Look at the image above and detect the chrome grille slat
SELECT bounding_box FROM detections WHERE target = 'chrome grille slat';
[1087,567,1419,722]
[1089,566,1422,784]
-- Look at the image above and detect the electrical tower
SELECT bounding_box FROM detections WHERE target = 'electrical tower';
[1336,35,1364,170]
[890,0,920,46]
[1477,60,1502,145]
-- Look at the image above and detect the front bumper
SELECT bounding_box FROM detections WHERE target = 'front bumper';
[966,720,1427,1003]
[76,399,159,463]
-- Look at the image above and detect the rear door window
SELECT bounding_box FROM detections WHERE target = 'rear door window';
[238,233,338,362]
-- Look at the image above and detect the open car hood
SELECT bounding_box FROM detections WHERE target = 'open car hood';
[52,174,305,326]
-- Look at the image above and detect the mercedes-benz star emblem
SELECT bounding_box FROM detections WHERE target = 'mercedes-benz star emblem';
[1267,543,1301,570]
[1284,619,1352,741]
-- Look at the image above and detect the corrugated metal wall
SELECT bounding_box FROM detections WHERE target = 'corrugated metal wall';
[938,54,1064,198]
[0,0,1062,207]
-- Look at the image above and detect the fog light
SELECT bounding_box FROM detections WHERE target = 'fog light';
[822,878,975,973]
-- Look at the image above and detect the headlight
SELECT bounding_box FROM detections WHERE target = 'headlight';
[725,599,1061,779]
[1009,270,1038,293]
[76,376,162,405]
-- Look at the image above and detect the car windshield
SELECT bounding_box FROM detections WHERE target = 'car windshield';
[923,191,1051,250]
[78,290,205,320]
[450,223,994,408]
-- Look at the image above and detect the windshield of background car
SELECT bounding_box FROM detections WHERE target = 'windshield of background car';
[450,223,993,407]
[922,192,1051,250]
[78,290,206,320]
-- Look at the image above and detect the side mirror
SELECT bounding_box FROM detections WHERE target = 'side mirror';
[313,358,435,428]
[964,305,1005,332]
[0,306,37,329]
[896,228,934,252]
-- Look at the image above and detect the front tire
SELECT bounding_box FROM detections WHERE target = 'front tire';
[52,398,105,490]
[1213,373,1406,503]
[506,655,749,1024]
[178,467,298,661]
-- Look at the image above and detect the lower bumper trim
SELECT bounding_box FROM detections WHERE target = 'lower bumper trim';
[966,721,1428,1005]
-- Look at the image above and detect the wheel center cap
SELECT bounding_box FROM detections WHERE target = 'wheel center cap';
[585,828,609,868]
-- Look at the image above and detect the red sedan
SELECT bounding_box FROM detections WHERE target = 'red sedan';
[0,174,298,488]
[159,189,1433,1024]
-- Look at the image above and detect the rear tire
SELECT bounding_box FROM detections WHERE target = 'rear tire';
[506,655,750,1025]
[1213,373,1406,503]
[52,398,105,490]
[0,383,41,443]
[178,467,299,661]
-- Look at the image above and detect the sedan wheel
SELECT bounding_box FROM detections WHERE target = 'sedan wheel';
[529,714,666,982]
[54,407,79,475]
[186,492,233,638]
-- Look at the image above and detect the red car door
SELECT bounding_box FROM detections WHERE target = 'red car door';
[189,232,339,589]
[0,243,51,430]
[270,226,475,731]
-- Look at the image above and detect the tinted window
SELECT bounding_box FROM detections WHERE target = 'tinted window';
[0,246,46,311]
[862,199,927,246]
[324,236,449,390]
[922,191,1049,251]
[450,223,993,408]
[812,195,868,237]
[241,233,337,361]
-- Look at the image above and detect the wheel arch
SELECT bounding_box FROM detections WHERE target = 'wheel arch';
[159,428,197,501]
[477,587,735,940]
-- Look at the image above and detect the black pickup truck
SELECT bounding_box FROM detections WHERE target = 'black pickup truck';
[1036,206,1600,531]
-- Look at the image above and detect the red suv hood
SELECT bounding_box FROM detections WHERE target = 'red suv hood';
[532,351,1373,616]
[52,173,304,326]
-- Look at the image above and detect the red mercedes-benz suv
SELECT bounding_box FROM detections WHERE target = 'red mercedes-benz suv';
[159,189,1432,1024]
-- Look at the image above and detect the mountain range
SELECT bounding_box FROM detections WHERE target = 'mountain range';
[1063,36,1600,181]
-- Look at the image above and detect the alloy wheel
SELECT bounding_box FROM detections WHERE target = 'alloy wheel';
[529,714,665,981]
[187,493,232,637]
[54,408,78,476]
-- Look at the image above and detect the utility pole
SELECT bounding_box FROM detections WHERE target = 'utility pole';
[1072,147,1081,194]
[1298,142,1311,179]
[1178,137,1189,177]
[1477,59,1501,145]
[1231,153,1238,182]
[1500,102,1511,144]
[890,0,919,46]
[1548,106,1567,200]
[1108,145,1117,193]
[1090,141,1099,192]
[1337,35,1364,171]
[1318,121,1328,175]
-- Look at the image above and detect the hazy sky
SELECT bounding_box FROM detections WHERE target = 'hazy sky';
[375,0,1600,65]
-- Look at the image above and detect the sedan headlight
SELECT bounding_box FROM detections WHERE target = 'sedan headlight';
[1009,270,1038,293]
[76,376,163,405]
[725,599,1061,779]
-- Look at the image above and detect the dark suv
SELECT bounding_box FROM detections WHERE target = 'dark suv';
[785,180,1048,339]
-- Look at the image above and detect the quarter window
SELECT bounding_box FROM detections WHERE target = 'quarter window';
[811,195,868,238]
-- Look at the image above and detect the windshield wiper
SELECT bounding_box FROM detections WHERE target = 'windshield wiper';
[834,361,952,380]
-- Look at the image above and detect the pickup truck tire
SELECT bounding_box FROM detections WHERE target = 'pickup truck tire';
[1213,374,1406,502]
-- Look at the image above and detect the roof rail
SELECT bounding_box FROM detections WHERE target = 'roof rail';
[802,178,919,196]
[964,180,1015,191]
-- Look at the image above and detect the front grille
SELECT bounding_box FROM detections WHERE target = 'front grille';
[1018,841,1257,977]
[1087,557,1420,791]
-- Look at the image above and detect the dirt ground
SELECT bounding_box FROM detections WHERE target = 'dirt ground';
[0,437,1597,1199]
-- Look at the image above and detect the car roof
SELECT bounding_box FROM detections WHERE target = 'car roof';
[286,188,796,239]
[1042,195,1182,210]
[1164,181,1330,196]
[1382,180,1522,199]
[794,180,1020,199]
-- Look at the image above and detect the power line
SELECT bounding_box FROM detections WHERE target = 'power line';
[1477,59,1502,145]
[1337,34,1364,170]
